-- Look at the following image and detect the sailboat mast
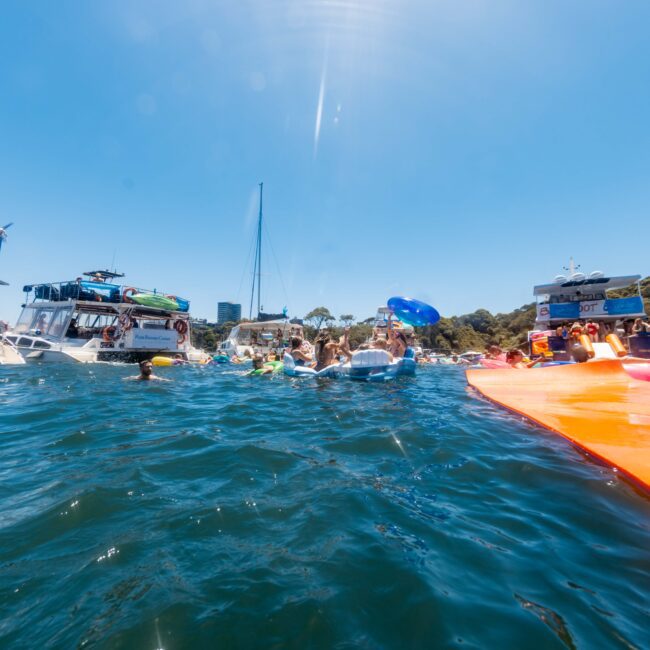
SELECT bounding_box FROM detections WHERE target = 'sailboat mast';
[257,182,263,317]
[248,182,263,320]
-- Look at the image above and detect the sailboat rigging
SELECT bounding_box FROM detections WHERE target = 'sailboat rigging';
[249,183,263,319]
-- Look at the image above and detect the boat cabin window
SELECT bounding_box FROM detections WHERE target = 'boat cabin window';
[18,337,34,347]
[33,340,52,349]
[46,307,73,338]
[141,319,169,330]
[15,305,56,333]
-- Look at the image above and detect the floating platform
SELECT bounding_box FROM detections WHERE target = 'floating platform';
[466,360,650,490]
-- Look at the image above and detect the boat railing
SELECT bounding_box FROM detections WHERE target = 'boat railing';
[22,280,190,311]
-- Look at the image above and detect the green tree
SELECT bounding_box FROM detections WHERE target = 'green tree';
[203,330,217,351]
[340,314,355,327]
[305,307,334,331]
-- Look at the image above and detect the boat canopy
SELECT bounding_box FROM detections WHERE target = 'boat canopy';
[234,319,294,331]
[533,275,641,297]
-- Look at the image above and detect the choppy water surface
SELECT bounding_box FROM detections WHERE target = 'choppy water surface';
[0,363,648,648]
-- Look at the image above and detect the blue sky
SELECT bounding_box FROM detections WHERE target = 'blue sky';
[1,0,649,323]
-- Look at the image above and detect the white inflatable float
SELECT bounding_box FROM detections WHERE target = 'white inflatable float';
[283,349,416,381]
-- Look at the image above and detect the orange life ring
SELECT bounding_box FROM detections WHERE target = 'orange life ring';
[177,333,186,345]
[123,287,137,303]
[102,326,117,342]
[174,320,188,335]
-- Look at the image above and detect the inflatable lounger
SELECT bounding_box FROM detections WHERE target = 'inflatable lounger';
[466,359,650,491]
[283,350,416,381]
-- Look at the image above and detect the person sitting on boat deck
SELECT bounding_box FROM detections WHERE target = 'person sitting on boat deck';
[505,349,541,369]
[66,318,79,338]
[129,359,169,381]
[287,336,313,366]
[387,329,408,358]
[633,317,650,334]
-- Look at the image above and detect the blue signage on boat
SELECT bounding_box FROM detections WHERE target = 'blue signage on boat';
[604,296,644,316]
[549,303,580,319]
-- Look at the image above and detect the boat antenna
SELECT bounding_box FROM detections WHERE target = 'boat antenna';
[563,257,580,275]
[248,182,263,320]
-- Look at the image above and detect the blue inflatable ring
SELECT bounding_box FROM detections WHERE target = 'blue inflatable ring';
[387,296,440,327]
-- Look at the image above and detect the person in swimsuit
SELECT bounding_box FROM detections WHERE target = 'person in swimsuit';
[288,336,312,366]
[314,330,344,371]
[387,329,407,358]
[485,344,506,361]
[370,337,394,361]
[586,320,599,342]
[505,349,541,368]
[128,360,169,381]
[632,318,650,334]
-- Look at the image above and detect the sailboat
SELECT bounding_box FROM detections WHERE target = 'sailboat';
[0,222,25,363]
[218,184,303,357]
[0,222,13,286]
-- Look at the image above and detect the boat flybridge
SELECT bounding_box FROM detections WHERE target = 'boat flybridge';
[533,271,645,327]
[2,270,210,363]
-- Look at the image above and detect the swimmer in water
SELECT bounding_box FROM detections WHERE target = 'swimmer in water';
[128,360,169,381]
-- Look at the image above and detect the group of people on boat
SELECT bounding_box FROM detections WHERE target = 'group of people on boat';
[554,318,649,345]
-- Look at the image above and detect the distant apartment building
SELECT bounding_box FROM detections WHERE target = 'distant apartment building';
[217,302,241,324]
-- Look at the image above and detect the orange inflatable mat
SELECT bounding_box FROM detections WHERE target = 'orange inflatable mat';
[466,359,650,490]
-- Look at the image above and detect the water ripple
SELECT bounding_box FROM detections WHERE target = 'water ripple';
[0,363,648,648]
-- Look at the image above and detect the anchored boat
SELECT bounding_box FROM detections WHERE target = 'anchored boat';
[529,265,649,361]
[1,270,209,363]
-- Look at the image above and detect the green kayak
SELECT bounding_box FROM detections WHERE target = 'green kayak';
[130,293,180,311]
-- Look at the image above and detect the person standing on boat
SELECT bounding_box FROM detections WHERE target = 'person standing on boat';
[586,320,599,342]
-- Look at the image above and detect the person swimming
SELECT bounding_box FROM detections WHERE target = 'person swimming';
[128,359,169,381]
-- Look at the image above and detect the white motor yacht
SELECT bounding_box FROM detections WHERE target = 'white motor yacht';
[2,270,210,363]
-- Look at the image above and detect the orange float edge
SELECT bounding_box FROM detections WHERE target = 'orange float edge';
[466,359,650,492]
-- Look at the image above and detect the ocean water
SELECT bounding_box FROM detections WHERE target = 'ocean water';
[0,362,648,649]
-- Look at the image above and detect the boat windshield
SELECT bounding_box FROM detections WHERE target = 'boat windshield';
[14,305,73,337]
